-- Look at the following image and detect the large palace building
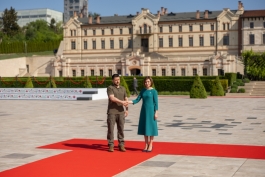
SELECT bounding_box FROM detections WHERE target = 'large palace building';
[53,1,248,77]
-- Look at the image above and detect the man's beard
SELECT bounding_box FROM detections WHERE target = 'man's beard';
[114,82,120,86]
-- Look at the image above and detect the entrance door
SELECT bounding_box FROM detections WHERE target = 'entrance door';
[131,69,141,76]
[141,39,149,52]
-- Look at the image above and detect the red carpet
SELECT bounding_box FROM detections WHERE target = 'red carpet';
[1,139,265,177]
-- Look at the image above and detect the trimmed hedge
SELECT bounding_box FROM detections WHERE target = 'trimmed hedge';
[211,77,224,96]
[225,73,237,86]
[238,88,245,93]
[190,75,207,99]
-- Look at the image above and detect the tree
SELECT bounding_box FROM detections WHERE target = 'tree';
[120,76,130,97]
[84,76,92,88]
[2,7,20,37]
[190,75,207,99]
[50,18,56,31]
[88,12,101,17]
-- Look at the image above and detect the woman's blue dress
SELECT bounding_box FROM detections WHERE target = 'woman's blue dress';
[132,88,158,136]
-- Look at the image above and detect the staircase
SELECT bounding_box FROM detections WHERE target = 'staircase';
[250,81,265,96]
[0,88,107,101]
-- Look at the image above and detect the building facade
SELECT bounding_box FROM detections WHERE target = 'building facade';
[239,10,265,53]
[63,0,88,23]
[0,8,63,27]
[53,2,245,77]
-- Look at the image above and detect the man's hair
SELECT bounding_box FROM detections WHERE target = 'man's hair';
[143,76,153,87]
[112,74,120,80]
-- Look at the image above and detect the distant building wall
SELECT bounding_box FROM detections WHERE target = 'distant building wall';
[0,58,26,77]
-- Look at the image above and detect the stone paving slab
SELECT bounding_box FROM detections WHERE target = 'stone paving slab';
[0,96,265,176]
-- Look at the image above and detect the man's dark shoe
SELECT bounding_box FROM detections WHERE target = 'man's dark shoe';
[119,145,126,152]
[108,146,114,152]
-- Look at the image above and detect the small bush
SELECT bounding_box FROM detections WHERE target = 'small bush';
[211,76,224,96]
[24,77,34,88]
[240,82,245,86]
[120,76,130,97]
[236,79,243,83]
[231,85,238,89]
[46,79,57,88]
[243,78,250,83]
[190,75,207,99]
[84,76,92,88]
[230,88,237,93]
[238,88,245,93]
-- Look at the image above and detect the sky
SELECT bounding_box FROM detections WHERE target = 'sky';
[0,0,264,16]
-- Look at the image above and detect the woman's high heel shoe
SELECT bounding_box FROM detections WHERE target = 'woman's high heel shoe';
[142,145,149,152]
[147,146,153,152]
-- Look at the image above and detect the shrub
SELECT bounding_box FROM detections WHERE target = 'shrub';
[120,76,130,97]
[24,77,34,88]
[240,82,245,86]
[84,76,92,88]
[236,79,243,83]
[190,75,207,99]
[211,76,224,96]
[46,78,57,88]
[243,78,250,83]
[225,73,237,86]
[230,88,237,93]
[238,88,245,93]
[231,85,238,89]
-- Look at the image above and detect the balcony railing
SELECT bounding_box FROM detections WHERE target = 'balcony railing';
[136,29,153,35]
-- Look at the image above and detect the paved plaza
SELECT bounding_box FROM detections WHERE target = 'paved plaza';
[0,96,265,176]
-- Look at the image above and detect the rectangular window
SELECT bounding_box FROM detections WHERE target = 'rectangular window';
[199,37,204,46]
[223,24,226,30]
[119,40,123,49]
[181,68,185,76]
[92,41,96,49]
[162,69,166,76]
[93,30,96,35]
[84,29,87,36]
[72,70,76,77]
[189,37,193,47]
[129,28,132,34]
[111,29,114,35]
[139,27,142,34]
[179,26,182,32]
[210,36,215,46]
[159,38,163,47]
[160,26,163,33]
[152,69,156,76]
[249,34,255,44]
[169,38,173,47]
[81,70,84,76]
[91,69,94,76]
[169,26,172,32]
[223,36,229,45]
[149,26,152,33]
[100,70,103,76]
[128,39,132,48]
[227,23,230,30]
[117,69,121,75]
[263,34,265,44]
[108,70,112,77]
[71,41,76,49]
[211,24,214,31]
[110,40,114,49]
[193,68,197,76]
[171,69,175,76]
[203,68,207,76]
[102,29,104,35]
[189,25,193,32]
[179,37,183,47]
[59,70,63,77]
[84,41,87,49]
[120,28,123,34]
[200,25,203,31]
[101,40,105,49]
[74,30,76,36]
[250,22,254,28]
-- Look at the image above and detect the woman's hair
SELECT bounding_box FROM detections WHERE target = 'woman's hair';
[143,76,153,87]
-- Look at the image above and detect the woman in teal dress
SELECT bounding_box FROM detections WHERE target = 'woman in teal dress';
[128,76,158,152]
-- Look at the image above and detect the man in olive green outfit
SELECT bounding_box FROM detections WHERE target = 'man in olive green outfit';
[107,74,128,152]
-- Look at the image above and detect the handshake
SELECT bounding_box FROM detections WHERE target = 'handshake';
[121,100,132,107]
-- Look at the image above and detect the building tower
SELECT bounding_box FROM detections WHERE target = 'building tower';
[63,0,88,23]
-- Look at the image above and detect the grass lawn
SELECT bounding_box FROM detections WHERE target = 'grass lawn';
[0,51,54,60]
